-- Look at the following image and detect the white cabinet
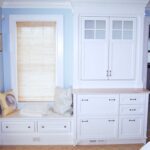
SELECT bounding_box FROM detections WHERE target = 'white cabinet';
[2,121,35,133]
[38,121,71,133]
[119,94,146,139]
[81,17,109,80]
[76,94,119,142]
[75,90,149,144]
[80,17,136,81]
[79,117,118,139]
[78,94,119,115]
[119,116,144,139]
[0,118,74,145]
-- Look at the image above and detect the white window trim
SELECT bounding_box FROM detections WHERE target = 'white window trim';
[9,15,64,101]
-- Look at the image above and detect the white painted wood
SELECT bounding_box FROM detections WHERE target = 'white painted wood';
[77,16,140,88]
[2,0,71,8]
[120,105,144,115]
[78,117,118,139]
[2,121,35,133]
[0,117,74,145]
[9,15,64,100]
[119,116,144,139]
[75,91,149,145]
[81,17,109,80]
[78,94,119,115]
[37,121,70,133]
[120,93,145,105]
[109,17,136,80]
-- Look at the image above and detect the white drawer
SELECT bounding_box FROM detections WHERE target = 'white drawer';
[2,121,35,133]
[38,121,71,133]
[120,94,145,105]
[78,94,119,115]
[79,117,118,139]
[119,116,144,139]
[120,105,144,115]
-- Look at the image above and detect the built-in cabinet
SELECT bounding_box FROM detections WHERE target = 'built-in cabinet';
[74,90,149,144]
[80,17,136,81]
[0,117,74,145]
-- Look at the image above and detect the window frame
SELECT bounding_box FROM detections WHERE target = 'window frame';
[9,15,64,102]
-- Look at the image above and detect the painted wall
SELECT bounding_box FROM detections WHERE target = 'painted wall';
[2,8,73,91]
[0,7,4,92]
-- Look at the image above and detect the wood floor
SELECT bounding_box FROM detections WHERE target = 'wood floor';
[0,145,143,150]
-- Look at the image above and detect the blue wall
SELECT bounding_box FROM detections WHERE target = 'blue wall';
[0,7,3,92]
[2,8,73,90]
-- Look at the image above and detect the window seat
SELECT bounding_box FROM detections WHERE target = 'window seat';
[0,100,73,119]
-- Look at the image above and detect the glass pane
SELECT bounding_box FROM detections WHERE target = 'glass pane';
[96,30,105,39]
[85,20,95,29]
[113,21,122,29]
[112,30,122,39]
[124,21,133,30]
[96,20,106,29]
[85,30,94,39]
[123,30,133,39]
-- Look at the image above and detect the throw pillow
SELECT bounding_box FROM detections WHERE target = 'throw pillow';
[0,91,17,116]
[53,87,72,115]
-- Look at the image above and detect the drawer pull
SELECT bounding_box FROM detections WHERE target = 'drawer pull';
[108,120,115,122]
[28,126,31,128]
[129,119,136,122]
[130,98,136,101]
[109,99,116,101]
[64,125,67,128]
[6,126,8,128]
[82,120,88,123]
[82,99,88,101]
[42,126,45,128]
[129,109,136,111]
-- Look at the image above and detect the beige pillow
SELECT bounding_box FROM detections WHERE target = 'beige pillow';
[0,91,17,116]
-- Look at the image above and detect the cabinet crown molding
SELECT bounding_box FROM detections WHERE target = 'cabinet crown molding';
[0,0,149,8]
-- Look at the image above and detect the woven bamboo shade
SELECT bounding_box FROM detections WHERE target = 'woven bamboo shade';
[17,21,56,101]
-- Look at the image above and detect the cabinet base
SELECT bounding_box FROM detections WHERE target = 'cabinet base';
[76,139,146,145]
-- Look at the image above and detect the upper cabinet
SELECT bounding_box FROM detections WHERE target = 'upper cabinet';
[81,17,136,81]
[73,0,149,89]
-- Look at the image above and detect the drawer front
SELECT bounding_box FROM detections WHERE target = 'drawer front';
[119,116,144,138]
[120,94,145,105]
[79,117,118,139]
[38,121,71,133]
[78,94,119,115]
[2,121,35,133]
[120,105,144,115]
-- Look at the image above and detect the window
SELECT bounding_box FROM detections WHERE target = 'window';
[112,20,133,40]
[84,20,106,39]
[9,15,63,102]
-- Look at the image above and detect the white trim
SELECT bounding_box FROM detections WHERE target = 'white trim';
[9,15,64,101]
[2,0,71,8]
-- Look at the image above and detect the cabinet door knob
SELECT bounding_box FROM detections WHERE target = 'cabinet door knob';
[6,126,8,128]
[28,126,31,128]
[64,125,67,128]
[42,126,45,128]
